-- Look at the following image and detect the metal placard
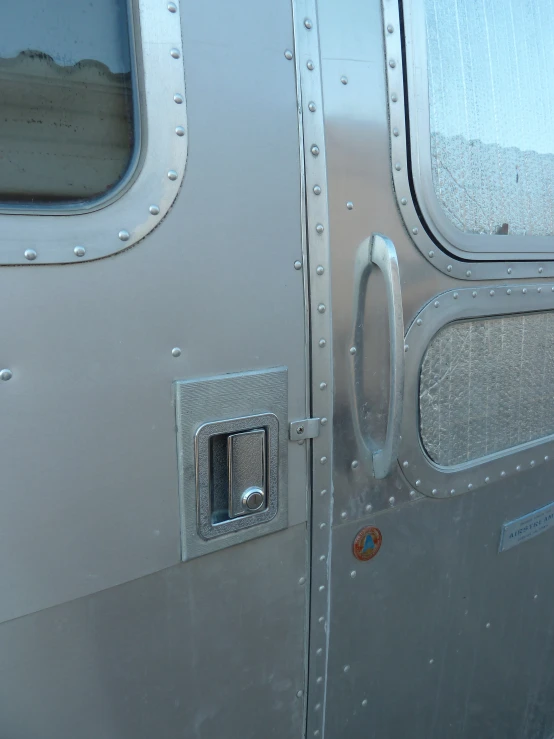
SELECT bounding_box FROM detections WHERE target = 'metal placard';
[499,502,554,553]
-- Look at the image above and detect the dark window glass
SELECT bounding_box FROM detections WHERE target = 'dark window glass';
[0,0,135,205]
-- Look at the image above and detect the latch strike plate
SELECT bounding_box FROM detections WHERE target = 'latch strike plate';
[289,418,320,441]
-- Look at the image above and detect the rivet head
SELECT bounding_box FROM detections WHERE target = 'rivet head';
[350,570,356,578]
[319,523,326,529]
[0,369,12,381]
[149,205,160,216]
[391,93,398,102]
[24,249,37,261]
[403,460,409,467]
[171,347,182,357]
[490,290,495,296]
[409,490,416,499]
[318,585,325,592]
[318,304,326,313]
[298,576,306,585]
[170,48,180,59]
[320,456,327,465]
[173,93,184,104]
[522,288,527,294]
[308,102,316,112]
[472,291,477,297]
[468,483,473,490]
[175,126,185,137]
[346,201,354,210]
[304,18,313,29]
[539,267,544,273]
[316,265,324,275]
[431,489,437,495]
[389,496,396,506]
[453,292,458,299]
[404,344,409,352]
[415,479,421,486]
[362,699,368,707]
[485,476,490,483]
[311,145,320,157]
[284,49,293,60]
[434,301,440,308]
[349,346,357,355]
[316,223,324,234]
[416,318,422,326]
[73,246,85,257]
[320,417,328,426]
[351,460,359,469]
[530,460,535,467]
[428,250,435,258]
[387,23,394,32]
[401,197,407,205]
[340,76,348,85]
[365,503,373,512]
[168,170,178,181]
[297,690,303,698]
[341,511,347,519]
[343,665,350,672]
[319,339,326,347]
[393,127,400,136]
[466,270,472,277]
[507,289,512,295]
[307,60,315,70]
[316,648,323,656]
[389,59,396,68]
[313,185,321,195]
[394,162,402,171]
[507,268,512,274]
[320,382,327,390]
[294,260,302,270]
[450,489,456,495]
[412,227,419,235]
[501,471,506,477]
[516,465,521,472]
[167,2,177,11]
[320,489,327,496]
[118,230,130,242]
[447,265,453,272]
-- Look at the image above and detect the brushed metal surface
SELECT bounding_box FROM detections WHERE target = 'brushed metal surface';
[0,524,307,739]
[0,0,307,629]
[315,0,554,736]
[326,483,554,739]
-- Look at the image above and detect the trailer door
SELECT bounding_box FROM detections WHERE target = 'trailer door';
[0,2,310,737]
[304,0,554,736]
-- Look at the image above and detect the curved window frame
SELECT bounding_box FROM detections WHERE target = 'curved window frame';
[383,0,554,281]
[400,285,554,498]
[0,0,187,265]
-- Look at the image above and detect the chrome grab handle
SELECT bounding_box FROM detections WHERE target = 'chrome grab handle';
[351,234,405,479]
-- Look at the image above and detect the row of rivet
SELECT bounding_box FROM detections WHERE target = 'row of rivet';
[400,285,554,497]
[384,1,554,281]
[291,6,334,737]
[22,1,184,264]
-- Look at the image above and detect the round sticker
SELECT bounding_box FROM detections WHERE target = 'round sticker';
[352,526,382,561]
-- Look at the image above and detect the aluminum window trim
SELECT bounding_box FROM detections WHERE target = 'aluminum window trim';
[382,0,554,280]
[400,284,554,498]
[0,0,187,264]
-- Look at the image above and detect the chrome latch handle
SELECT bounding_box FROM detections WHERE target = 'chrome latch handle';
[351,233,405,479]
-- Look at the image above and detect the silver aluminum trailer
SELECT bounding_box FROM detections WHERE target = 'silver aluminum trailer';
[2,0,554,737]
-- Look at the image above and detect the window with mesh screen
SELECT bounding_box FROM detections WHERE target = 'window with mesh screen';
[425,0,554,238]
[0,0,135,206]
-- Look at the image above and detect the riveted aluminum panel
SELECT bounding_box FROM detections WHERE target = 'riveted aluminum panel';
[0,525,307,739]
[325,485,554,739]
[316,0,554,736]
[0,0,308,627]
